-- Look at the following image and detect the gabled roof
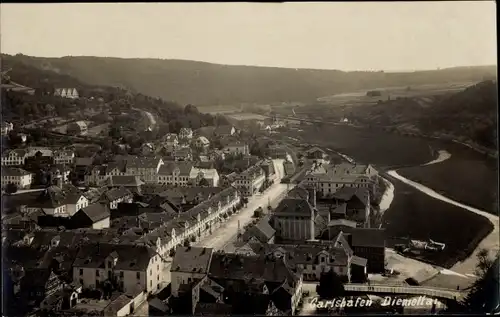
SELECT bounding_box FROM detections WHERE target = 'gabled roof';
[77,203,110,223]
[73,243,155,270]
[158,161,193,176]
[274,198,314,216]
[1,167,32,177]
[171,246,213,274]
[102,187,132,202]
[106,176,144,187]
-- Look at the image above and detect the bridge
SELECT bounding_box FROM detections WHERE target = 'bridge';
[344,283,465,301]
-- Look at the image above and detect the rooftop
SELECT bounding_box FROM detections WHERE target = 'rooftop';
[171,246,213,274]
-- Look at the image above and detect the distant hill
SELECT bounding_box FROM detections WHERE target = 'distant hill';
[1,56,227,136]
[1,54,496,106]
[347,80,498,151]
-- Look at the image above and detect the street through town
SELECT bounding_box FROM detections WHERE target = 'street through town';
[160,159,293,287]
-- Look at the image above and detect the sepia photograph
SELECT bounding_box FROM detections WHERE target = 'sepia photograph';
[0,2,498,316]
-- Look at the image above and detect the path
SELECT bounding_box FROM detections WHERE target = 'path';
[387,150,499,276]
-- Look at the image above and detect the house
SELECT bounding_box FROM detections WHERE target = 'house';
[1,121,14,136]
[53,150,75,165]
[103,176,144,194]
[170,246,214,297]
[70,203,111,229]
[189,167,220,187]
[179,128,193,140]
[165,133,179,148]
[1,167,33,189]
[157,162,194,186]
[259,160,277,182]
[305,147,326,160]
[100,187,133,209]
[173,147,193,161]
[241,217,276,244]
[66,121,88,136]
[322,225,385,273]
[72,243,164,294]
[233,165,266,197]
[54,88,79,99]
[26,185,89,217]
[272,197,317,241]
[305,162,378,197]
[124,156,164,183]
[214,125,236,137]
[19,268,64,305]
[208,252,303,315]
[49,165,71,185]
[1,149,28,166]
[251,243,356,282]
[193,136,210,149]
[223,142,250,156]
[330,187,371,228]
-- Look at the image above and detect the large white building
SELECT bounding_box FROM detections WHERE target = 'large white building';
[1,149,28,166]
[157,161,193,186]
[1,167,33,189]
[72,243,164,294]
[233,165,266,197]
[305,162,378,197]
[223,142,250,156]
[189,167,220,187]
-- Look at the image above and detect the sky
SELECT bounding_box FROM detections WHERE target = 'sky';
[1,2,497,72]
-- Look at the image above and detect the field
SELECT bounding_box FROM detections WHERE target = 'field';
[227,113,269,121]
[316,81,475,105]
[398,154,498,214]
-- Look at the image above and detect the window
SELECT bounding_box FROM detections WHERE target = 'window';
[108,261,112,267]
[120,271,124,278]
[157,264,159,270]
[79,279,83,285]
[136,272,140,279]
[150,280,152,287]
[96,270,99,276]
[79,269,83,275]
[157,275,159,281]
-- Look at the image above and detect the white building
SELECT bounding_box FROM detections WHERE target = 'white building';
[1,167,32,189]
[179,128,193,140]
[189,167,220,187]
[233,165,266,197]
[53,149,75,165]
[305,162,379,197]
[1,121,14,136]
[54,88,79,99]
[157,162,193,186]
[1,149,28,166]
[73,244,164,294]
[193,136,210,149]
[124,157,164,184]
[26,186,89,217]
[165,134,179,148]
[223,142,250,156]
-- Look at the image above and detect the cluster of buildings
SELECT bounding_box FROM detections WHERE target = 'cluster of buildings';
[2,177,243,316]
[164,157,388,316]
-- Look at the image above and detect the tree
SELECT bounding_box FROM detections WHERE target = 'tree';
[316,270,345,300]
[458,250,500,314]
[4,183,18,195]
